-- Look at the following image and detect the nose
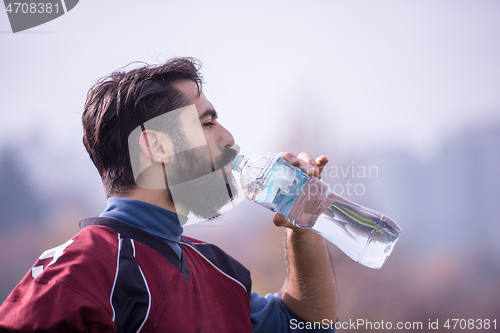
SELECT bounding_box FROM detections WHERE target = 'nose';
[217,123,235,150]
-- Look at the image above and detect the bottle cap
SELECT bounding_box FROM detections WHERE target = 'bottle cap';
[232,155,247,172]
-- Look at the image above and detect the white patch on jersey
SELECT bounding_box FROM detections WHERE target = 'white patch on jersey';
[39,239,75,267]
[31,265,44,279]
[31,239,75,279]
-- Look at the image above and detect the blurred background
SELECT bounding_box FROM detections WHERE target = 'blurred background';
[1,0,499,331]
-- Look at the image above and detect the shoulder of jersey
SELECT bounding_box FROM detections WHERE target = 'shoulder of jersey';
[33,225,120,284]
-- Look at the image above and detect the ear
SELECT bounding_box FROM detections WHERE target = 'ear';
[138,130,171,164]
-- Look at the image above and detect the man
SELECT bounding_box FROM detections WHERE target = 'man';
[0,57,338,332]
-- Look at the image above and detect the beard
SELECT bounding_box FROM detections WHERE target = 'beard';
[165,144,239,220]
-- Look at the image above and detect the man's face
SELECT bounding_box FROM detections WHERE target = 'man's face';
[165,80,239,220]
[173,79,235,167]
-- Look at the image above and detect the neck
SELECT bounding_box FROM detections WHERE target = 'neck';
[113,186,189,216]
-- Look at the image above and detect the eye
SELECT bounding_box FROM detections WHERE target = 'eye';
[203,121,216,128]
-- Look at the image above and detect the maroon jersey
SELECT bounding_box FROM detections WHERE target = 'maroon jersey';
[0,218,252,332]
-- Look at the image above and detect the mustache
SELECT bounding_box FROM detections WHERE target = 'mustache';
[213,146,239,171]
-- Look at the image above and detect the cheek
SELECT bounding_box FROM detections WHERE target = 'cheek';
[185,126,207,148]
[202,128,217,144]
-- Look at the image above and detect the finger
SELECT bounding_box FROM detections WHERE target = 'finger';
[316,155,329,179]
[297,152,319,177]
[273,213,299,230]
[277,152,300,167]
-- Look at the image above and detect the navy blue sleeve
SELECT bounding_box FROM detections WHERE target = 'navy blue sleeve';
[250,292,337,332]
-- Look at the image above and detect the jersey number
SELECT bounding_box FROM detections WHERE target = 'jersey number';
[31,239,74,279]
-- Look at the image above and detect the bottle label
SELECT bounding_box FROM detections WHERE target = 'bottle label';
[254,157,309,217]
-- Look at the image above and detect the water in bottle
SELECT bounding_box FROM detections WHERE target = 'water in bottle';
[232,153,402,269]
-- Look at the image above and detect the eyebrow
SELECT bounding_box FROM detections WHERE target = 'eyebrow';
[199,109,218,119]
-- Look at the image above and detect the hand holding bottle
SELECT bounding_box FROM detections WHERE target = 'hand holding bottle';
[271,152,329,229]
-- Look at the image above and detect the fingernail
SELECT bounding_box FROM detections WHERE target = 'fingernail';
[290,156,298,162]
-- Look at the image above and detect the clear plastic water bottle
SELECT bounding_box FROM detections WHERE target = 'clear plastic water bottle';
[232,153,402,269]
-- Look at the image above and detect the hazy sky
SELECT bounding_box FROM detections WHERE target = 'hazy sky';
[1,0,499,207]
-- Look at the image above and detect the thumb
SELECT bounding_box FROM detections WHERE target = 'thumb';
[273,213,299,230]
